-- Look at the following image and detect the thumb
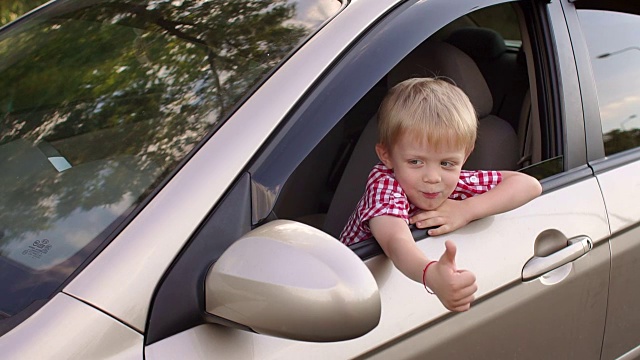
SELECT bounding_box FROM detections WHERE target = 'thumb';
[438,240,457,269]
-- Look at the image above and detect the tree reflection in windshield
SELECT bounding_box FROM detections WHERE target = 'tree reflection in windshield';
[0,0,340,318]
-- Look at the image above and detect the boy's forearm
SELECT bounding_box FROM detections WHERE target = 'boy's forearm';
[370,216,430,282]
[384,234,429,282]
[464,171,541,221]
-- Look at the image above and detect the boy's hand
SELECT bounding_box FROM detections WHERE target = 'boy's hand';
[426,240,477,311]
[410,199,474,236]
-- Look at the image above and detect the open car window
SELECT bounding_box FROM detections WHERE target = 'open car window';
[251,2,563,244]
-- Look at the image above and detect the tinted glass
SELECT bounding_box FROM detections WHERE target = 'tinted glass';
[577,7,640,156]
[0,0,340,319]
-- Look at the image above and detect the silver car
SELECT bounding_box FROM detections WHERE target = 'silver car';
[1,0,639,358]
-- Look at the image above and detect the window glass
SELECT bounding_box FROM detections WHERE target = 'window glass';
[577,8,640,156]
[0,0,340,319]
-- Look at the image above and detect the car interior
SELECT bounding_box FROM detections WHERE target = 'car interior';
[270,3,559,250]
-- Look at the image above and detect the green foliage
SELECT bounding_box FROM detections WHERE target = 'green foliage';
[0,0,315,286]
[1,0,307,164]
[0,0,49,26]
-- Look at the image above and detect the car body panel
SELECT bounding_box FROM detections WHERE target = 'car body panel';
[596,162,640,233]
[0,293,142,360]
[146,176,609,359]
[596,160,640,359]
[365,245,610,359]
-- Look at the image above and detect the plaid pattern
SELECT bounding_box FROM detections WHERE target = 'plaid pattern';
[453,169,502,200]
[340,163,502,245]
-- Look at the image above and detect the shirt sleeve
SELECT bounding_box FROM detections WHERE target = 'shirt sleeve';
[451,170,502,200]
[359,175,411,225]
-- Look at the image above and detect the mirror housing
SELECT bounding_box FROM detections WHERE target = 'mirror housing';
[204,220,381,342]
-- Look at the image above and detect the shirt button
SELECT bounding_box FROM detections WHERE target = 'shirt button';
[393,193,402,198]
[470,176,479,183]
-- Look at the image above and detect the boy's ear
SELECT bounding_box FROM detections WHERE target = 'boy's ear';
[375,143,393,169]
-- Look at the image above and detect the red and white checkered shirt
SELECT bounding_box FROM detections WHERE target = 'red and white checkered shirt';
[340,163,502,245]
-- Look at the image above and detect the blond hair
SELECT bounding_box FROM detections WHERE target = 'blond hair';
[378,77,477,154]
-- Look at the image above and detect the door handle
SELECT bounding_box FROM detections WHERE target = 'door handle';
[522,236,593,281]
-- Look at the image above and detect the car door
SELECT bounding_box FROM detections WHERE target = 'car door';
[145,0,611,358]
[563,1,640,358]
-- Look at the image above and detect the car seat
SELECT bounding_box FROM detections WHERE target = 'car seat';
[446,28,528,125]
[445,27,536,166]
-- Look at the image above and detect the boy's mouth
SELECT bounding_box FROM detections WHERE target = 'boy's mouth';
[421,191,439,199]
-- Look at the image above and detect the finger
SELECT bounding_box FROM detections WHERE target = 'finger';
[456,292,476,305]
[427,224,451,236]
[447,277,477,302]
[410,211,438,225]
[416,216,446,229]
[454,269,477,285]
[449,302,471,312]
[439,240,457,268]
[453,283,478,302]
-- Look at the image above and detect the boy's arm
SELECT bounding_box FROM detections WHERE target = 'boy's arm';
[369,215,477,312]
[411,171,542,236]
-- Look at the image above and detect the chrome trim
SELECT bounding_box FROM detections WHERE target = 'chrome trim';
[522,236,592,280]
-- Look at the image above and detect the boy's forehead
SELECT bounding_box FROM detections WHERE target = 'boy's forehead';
[394,129,467,153]
[390,139,467,162]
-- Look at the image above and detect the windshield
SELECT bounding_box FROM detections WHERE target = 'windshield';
[0,0,341,321]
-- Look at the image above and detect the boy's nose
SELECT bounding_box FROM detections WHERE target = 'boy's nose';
[422,167,441,183]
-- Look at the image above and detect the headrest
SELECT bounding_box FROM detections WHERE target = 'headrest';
[388,40,493,118]
[445,27,506,61]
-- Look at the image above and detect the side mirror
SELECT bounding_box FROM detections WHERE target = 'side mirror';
[204,220,381,342]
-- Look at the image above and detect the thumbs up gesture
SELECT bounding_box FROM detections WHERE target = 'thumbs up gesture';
[425,240,478,312]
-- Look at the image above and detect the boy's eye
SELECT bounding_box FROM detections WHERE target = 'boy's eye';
[408,159,423,165]
[440,161,453,167]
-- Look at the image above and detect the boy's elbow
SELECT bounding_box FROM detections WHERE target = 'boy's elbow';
[526,174,542,198]
[505,171,542,200]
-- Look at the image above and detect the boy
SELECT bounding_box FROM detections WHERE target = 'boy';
[340,78,542,312]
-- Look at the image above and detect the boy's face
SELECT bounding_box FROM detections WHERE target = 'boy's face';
[376,132,468,211]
